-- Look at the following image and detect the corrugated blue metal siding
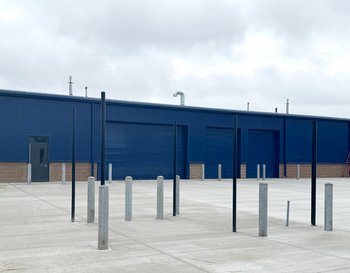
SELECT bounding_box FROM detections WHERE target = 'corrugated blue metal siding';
[247,130,279,178]
[205,127,241,179]
[103,122,187,180]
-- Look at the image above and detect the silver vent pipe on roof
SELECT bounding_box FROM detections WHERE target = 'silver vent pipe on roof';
[173,91,185,106]
[68,76,74,96]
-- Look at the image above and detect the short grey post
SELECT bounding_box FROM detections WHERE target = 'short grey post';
[108,163,112,184]
[62,163,66,184]
[27,163,31,185]
[297,164,300,180]
[87,176,95,223]
[201,164,205,181]
[257,164,260,180]
[259,183,268,237]
[98,185,109,250]
[324,183,333,231]
[176,175,180,214]
[125,176,132,221]
[262,164,266,180]
[286,201,290,226]
[218,164,222,181]
[157,176,164,219]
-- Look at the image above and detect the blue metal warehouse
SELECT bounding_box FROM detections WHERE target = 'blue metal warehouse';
[0,89,348,183]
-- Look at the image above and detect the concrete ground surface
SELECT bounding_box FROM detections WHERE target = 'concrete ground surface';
[1,177,350,272]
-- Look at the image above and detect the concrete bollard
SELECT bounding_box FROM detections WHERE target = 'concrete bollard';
[62,163,66,184]
[201,164,205,181]
[157,176,164,220]
[98,185,109,250]
[297,164,300,180]
[324,183,333,231]
[257,164,260,180]
[87,176,95,223]
[286,201,290,226]
[262,164,266,180]
[27,163,31,185]
[125,176,132,221]
[108,163,112,184]
[259,183,268,237]
[218,164,222,181]
[176,175,180,215]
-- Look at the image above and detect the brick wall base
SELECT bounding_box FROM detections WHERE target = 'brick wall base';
[50,163,96,182]
[0,162,27,182]
[0,162,96,183]
[189,163,246,179]
[190,164,203,179]
[279,164,344,178]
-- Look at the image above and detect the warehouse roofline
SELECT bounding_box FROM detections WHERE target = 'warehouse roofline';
[0,88,349,122]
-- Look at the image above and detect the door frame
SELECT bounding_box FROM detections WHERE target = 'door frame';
[29,135,50,182]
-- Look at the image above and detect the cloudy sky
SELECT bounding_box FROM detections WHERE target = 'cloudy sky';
[1,0,350,118]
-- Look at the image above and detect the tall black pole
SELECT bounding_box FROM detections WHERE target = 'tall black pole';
[311,120,317,226]
[71,107,76,222]
[173,121,177,216]
[233,115,238,232]
[101,92,106,186]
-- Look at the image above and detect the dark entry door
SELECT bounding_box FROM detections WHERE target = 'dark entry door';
[31,142,49,182]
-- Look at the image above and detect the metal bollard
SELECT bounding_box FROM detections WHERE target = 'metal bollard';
[262,164,266,180]
[218,164,222,181]
[62,163,66,184]
[324,183,333,231]
[286,201,290,226]
[297,164,300,180]
[257,164,260,180]
[201,164,205,181]
[27,163,31,185]
[259,183,268,236]
[108,163,112,184]
[98,185,109,250]
[87,176,95,223]
[176,175,180,215]
[125,176,132,221]
[157,176,164,219]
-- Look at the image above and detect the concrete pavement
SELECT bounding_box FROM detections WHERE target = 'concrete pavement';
[1,178,350,272]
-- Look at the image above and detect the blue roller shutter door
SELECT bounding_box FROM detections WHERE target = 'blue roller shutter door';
[105,122,186,180]
[205,127,241,179]
[247,130,279,178]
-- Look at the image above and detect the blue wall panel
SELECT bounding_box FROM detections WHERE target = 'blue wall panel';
[205,127,241,179]
[104,122,187,180]
[247,130,279,178]
[0,96,17,161]
[317,121,348,163]
[286,118,312,163]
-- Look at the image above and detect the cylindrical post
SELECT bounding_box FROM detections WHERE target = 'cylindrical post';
[259,183,268,237]
[297,164,300,180]
[173,121,177,217]
[108,163,112,184]
[311,121,317,226]
[262,164,266,180]
[218,164,222,181]
[176,175,180,215]
[98,185,109,250]
[257,164,260,180]
[87,176,95,223]
[201,164,205,181]
[71,107,76,223]
[125,176,133,221]
[324,183,333,231]
[157,176,164,220]
[62,163,66,184]
[233,115,238,232]
[101,92,106,186]
[27,163,31,185]
[286,201,290,226]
